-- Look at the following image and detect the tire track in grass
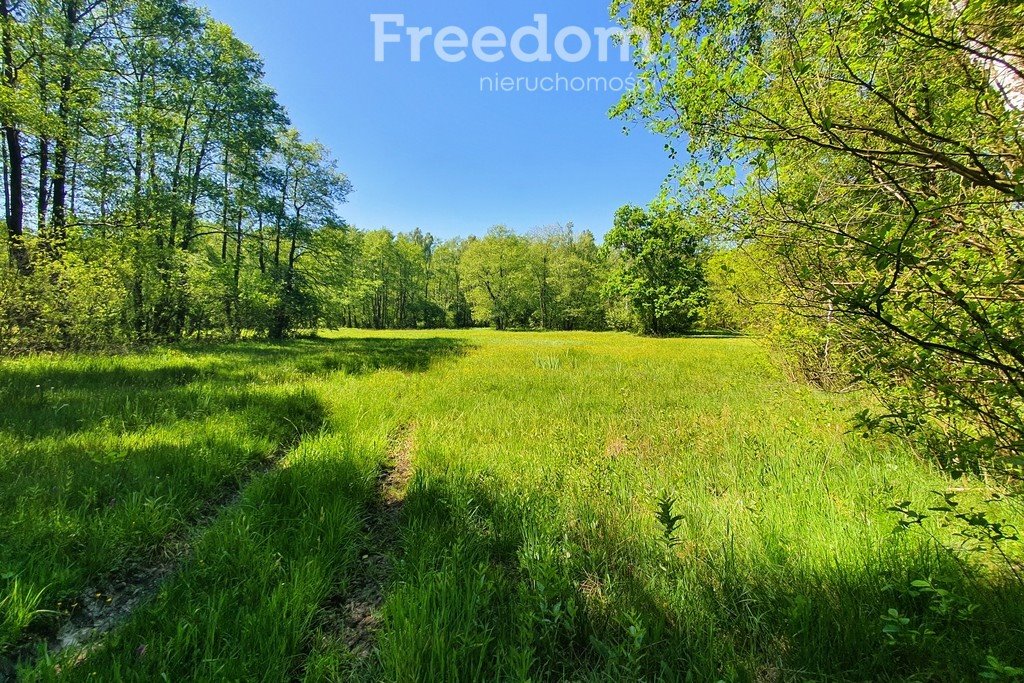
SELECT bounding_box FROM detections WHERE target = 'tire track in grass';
[6,405,325,677]
[312,423,415,662]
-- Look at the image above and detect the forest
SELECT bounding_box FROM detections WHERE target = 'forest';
[1,0,1023,680]
[0,0,716,348]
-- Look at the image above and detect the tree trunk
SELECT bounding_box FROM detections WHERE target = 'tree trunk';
[1,1,28,274]
[257,212,266,274]
[271,206,300,340]
[168,100,193,248]
[220,149,229,261]
[38,137,49,233]
[229,208,243,339]
[181,122,211,249]
[132,84,144,227]
[49,0,80,257]
[273,165,289,270]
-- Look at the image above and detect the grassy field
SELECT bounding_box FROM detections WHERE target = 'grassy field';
[1,330,1022,681]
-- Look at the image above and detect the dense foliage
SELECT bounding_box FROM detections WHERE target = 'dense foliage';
[0,0,353,349]
[0,0,721,349]
[615,0,1024,475]
[604,202,711,335]
[308,220,720,334]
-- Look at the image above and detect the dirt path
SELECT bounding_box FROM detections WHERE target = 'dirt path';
[7,422,415,679]
[4,428,315,679]
[336,423,416,657]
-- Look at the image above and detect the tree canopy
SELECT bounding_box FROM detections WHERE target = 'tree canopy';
[604,202,711,335]
[614,0,1024,473]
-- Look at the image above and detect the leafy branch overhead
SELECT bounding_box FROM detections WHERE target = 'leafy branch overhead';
[614,0,1024,475]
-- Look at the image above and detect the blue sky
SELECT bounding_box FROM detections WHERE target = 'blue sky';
[197,1,676,240]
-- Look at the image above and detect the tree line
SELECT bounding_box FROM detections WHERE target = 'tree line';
[0,0,725,351]
[236,218,713,336]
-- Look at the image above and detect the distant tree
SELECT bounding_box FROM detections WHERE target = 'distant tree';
[550,227,608,331]
[1,0,32,274]
[604,203,710,335]
[529,223,608,331]
[268,131,350,339]
[431,239,472,328]
[393,232,430,328]
[459,226,535,330]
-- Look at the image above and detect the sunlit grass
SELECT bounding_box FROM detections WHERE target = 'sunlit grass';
[0,336,460,660]
[3,330,1022,680]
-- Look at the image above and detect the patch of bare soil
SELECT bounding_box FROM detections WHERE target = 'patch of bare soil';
[51,563,171,658]
[1,557,175,680]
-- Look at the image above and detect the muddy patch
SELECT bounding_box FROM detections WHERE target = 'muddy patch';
[52,564,170,657]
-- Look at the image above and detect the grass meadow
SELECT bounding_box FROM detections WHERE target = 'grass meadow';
[1,330,1022,681]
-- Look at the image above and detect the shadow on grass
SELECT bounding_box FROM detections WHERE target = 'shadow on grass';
[0,337,468,439]
[374,469,1024,682]
[0,336,468,658]
[649,330,747,339]
[36,446,378,682]
[179,336,469,377]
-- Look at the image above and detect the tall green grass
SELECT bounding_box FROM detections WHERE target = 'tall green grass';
[367,331,1024,681]
[3,331,1022,680]
[0,337,461,667]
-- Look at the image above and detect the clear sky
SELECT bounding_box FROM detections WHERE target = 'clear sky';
[197,1,676,240]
